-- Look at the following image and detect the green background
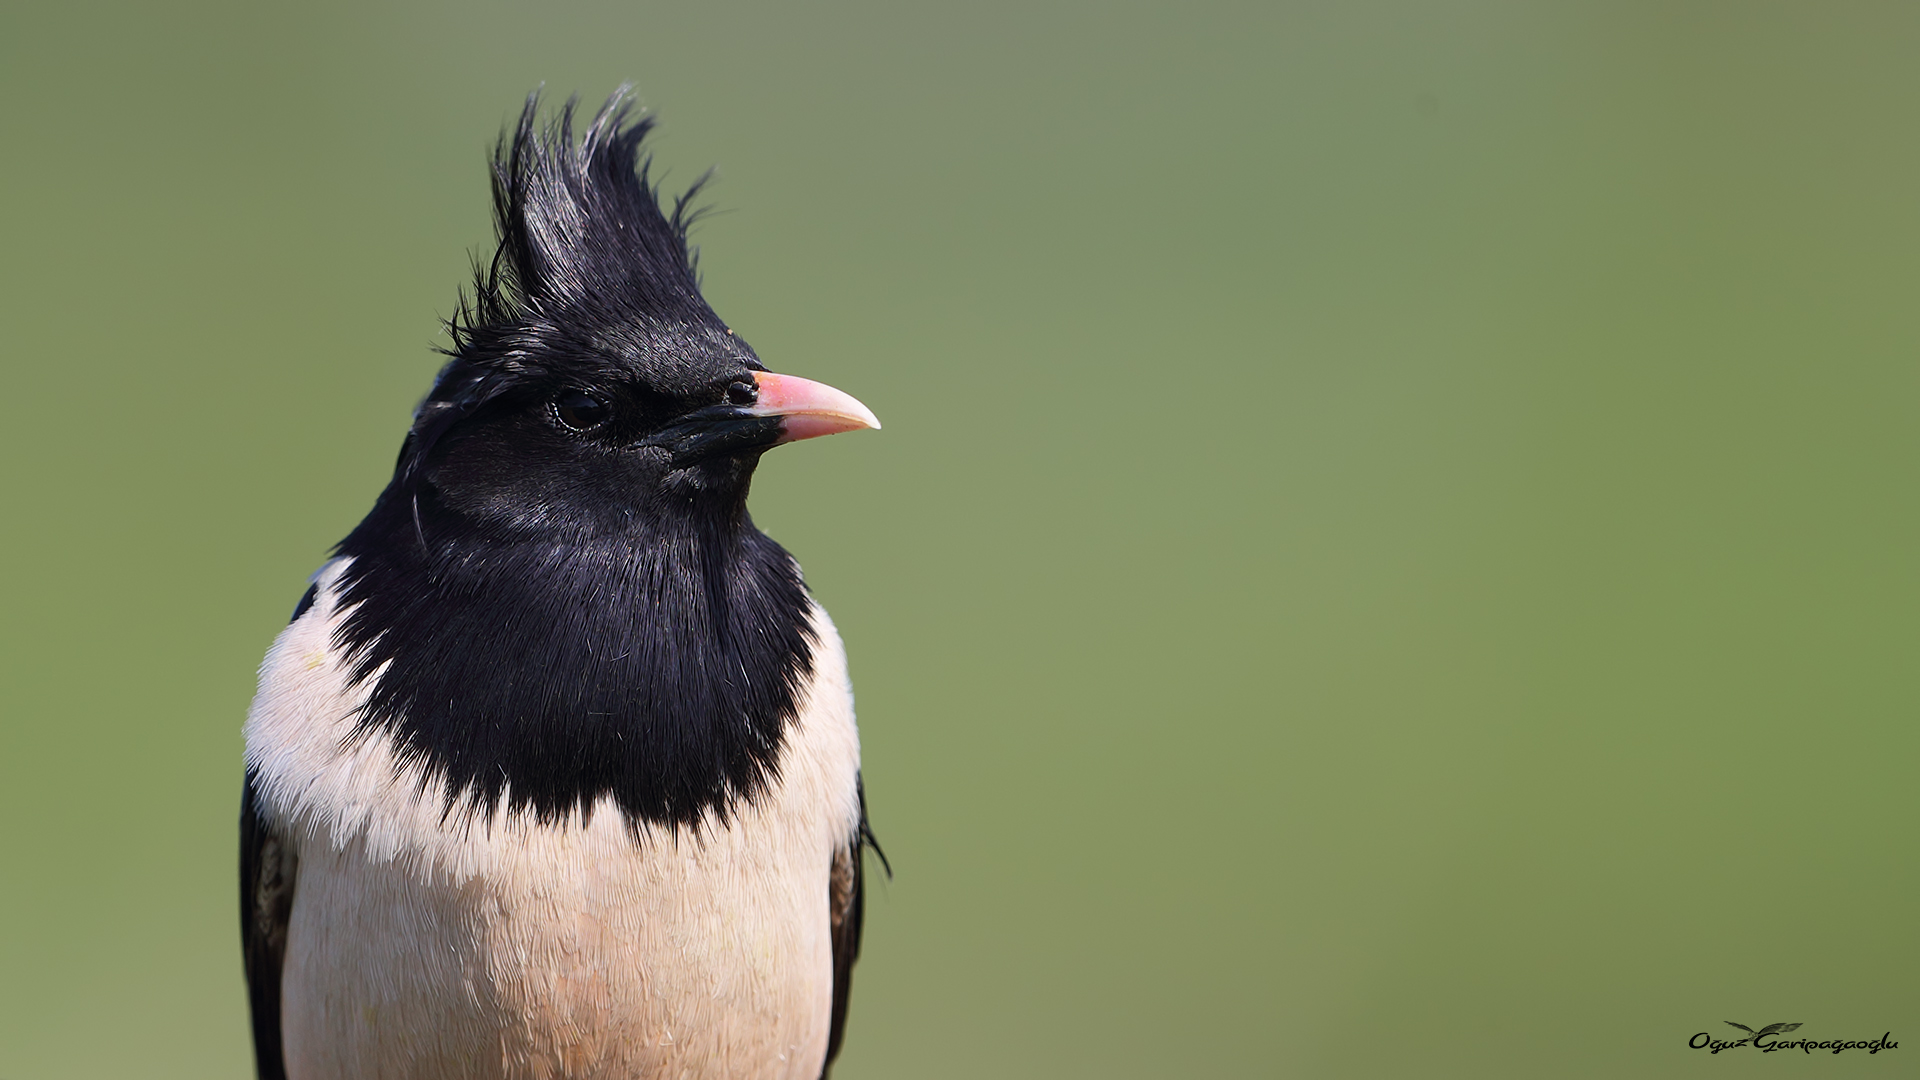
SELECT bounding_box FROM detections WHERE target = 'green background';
[2,1,1914,1076]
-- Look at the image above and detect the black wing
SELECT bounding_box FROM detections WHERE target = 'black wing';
[241,769,296,1080]
[821,774,888,1079]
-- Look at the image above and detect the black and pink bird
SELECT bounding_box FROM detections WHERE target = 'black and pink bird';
[241,90,884,1080]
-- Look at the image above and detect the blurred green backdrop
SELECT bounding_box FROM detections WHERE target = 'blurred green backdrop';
[2,1,1915,1076]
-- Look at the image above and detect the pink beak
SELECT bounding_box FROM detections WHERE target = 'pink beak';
[746,372,882,444]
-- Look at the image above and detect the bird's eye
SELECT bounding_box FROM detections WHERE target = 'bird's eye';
[725,379,758,407]
[554,392,611,432]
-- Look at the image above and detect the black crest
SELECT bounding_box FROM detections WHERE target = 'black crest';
[408,89,752,487]
[469,88,710,335]
[329,90,816,831]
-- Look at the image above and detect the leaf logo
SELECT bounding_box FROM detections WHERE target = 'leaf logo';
[1725,1021,1803,1041]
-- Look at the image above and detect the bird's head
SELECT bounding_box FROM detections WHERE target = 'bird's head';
[394,91,877,541]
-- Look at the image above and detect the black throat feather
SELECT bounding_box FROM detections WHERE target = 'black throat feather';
[332,485,817,831]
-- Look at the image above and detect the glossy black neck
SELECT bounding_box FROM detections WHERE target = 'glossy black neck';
[331,480,816,830]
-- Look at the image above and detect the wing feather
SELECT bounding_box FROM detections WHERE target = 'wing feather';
[821,773,887,1078]
[241,771,295,1080]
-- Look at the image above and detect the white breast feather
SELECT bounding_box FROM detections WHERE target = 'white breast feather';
[244,559,863,1080]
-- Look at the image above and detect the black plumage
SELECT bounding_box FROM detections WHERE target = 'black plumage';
[335,92,814,829]
[239,770,294,1080]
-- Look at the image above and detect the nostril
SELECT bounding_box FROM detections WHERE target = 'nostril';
[726,380,758,406]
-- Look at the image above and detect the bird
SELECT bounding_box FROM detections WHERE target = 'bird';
[1724,1021,1802,1042]
[240,89,885,1080]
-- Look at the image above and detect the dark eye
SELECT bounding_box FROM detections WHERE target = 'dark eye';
[554,391,611,432]
[725,379,758,406]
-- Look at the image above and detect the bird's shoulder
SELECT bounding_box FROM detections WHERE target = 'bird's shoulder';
[244,558,863,863]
